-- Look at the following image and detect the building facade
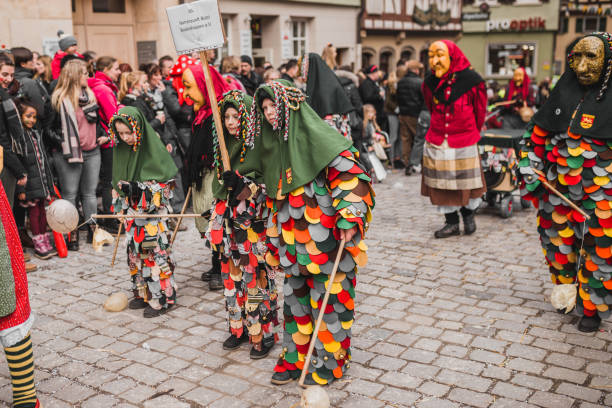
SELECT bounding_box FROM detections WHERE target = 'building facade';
[458,0,560,83]
[359,0,462,73]
[1,0,361,69]
[555,0,611,76]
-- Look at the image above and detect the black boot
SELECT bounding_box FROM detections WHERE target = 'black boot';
[87,225,94,244]
[434,212,460,239]
[461,207,476,235]
[67,229,79,251]
[208,251,223,291]
[578,314,601,333]
[201,250,220,282]
[223,330,249,350]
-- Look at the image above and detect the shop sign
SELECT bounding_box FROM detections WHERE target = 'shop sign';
[462,12,490,21]
[486,17,546,32]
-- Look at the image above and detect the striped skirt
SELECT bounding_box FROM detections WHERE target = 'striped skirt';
[421,140,486,206]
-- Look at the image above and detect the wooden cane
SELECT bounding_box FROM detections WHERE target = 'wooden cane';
[92,213,203,219]
[532,168,591,220]
[199,51,231,172]
[170,186,192,246]
[110,213,124,267]
[299,238,347,388]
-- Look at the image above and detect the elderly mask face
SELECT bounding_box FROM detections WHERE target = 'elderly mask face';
[570,36,605,86]
[182,68,205,112]
[429,41,451,78]
[513,68,524,87]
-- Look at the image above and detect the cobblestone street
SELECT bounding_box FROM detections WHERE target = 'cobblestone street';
[2,170,612,407]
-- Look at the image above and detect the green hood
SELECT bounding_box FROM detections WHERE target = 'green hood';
[110,106,178,190]
[211,90,263,200]
[252,80,352,197]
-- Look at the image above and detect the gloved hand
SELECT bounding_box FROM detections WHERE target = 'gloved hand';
[222,171,247,205]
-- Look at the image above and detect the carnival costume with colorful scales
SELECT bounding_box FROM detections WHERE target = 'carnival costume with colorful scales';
[519,32,612,332]
[252,81,375,385]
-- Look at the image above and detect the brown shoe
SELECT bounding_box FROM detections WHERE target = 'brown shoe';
[25,262,38,273]
[24,252,31,262]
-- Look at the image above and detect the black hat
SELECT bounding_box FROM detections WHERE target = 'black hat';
[363,64,379,74]
[241,55,253,66]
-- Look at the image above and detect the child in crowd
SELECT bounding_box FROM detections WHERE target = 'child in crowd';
[16,99,57,260]
[363,104,390,160]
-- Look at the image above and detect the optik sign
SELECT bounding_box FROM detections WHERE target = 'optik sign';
[486,17,546,32]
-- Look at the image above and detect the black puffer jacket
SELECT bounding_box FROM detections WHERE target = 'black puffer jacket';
[397,71,424,117]
[0,87,26,179]
[336,71,363,144]
[16,128,54,201]
[162,79,194,155]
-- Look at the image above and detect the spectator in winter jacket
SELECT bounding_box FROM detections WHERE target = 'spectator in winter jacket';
[158,55,174,78]
[51,59,101,249]
[335,66,364,146]
[359,65,386,132]
[0,54,27,207]
[239,55,262,96]
[281,59,299,83]
[51,34,82,80]
[397,60,424,174]
[34,54,53,93]
[88,56,121,222]
[11,47,53,131]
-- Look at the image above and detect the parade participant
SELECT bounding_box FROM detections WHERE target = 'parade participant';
[0,180,41,408]
[519,32,612,332]
[251,80,374,386]
[298,53,354,139]
[422,40,487,238]
[205,90,279,358]
[501,67,535,129]
[109,106,179,318]
[182,62,233,290]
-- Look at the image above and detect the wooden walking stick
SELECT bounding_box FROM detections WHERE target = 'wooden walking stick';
[299,238,347,388]
[532,168,591,220]
[170,186,192,246]
[110,212,124,267]
[199,51,231,172]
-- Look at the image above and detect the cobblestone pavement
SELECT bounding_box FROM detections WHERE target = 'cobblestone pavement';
[2,170,612,407]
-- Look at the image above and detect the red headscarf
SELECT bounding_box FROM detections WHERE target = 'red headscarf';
[167,55,200,106]
[507,67,531,102]
[436,40,472,83]
[189,63,233,126]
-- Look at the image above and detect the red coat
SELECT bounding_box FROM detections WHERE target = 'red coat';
[422,81,487,148]
[0,181,31,331]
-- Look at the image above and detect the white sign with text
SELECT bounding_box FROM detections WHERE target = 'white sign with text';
[166,0,225,54]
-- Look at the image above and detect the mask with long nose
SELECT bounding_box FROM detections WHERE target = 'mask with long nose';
[182,68,205,112]
[428,41,451,79]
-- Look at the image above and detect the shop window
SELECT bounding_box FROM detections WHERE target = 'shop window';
[379,50,394,74]
[92,0,125,13]
[576,17,606,33]
[291,20,307,59]
[487,42,536,77]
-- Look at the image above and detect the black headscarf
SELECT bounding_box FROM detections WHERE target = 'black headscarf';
[533,32,612,138]
[186,114,214,190]
[302,53,354,117]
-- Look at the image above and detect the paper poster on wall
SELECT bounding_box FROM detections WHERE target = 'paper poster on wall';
[281,34,292,60]
[166,0,225,54]
[42,38,60,57]
[239,30,252,58]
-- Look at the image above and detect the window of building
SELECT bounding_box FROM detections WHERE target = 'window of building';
[291,20,307,59]
[560,17,568,34]
[576,16,606,33]
[92,0,125,13]
[487,42,536,77]
[251,18,262,50]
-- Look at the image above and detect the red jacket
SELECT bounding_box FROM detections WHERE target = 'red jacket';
[88,72,120,148]
[423,81,487,148]
[51,51,84,79]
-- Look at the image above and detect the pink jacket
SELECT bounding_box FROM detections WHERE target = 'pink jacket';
[88,71,120,148]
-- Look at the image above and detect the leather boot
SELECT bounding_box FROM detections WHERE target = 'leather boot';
[461,208,477,235]
[434,212,460,239]
[208,252,223,291]
[578,314,601,333]
[67,229,79,251]
[202,250,219,282]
